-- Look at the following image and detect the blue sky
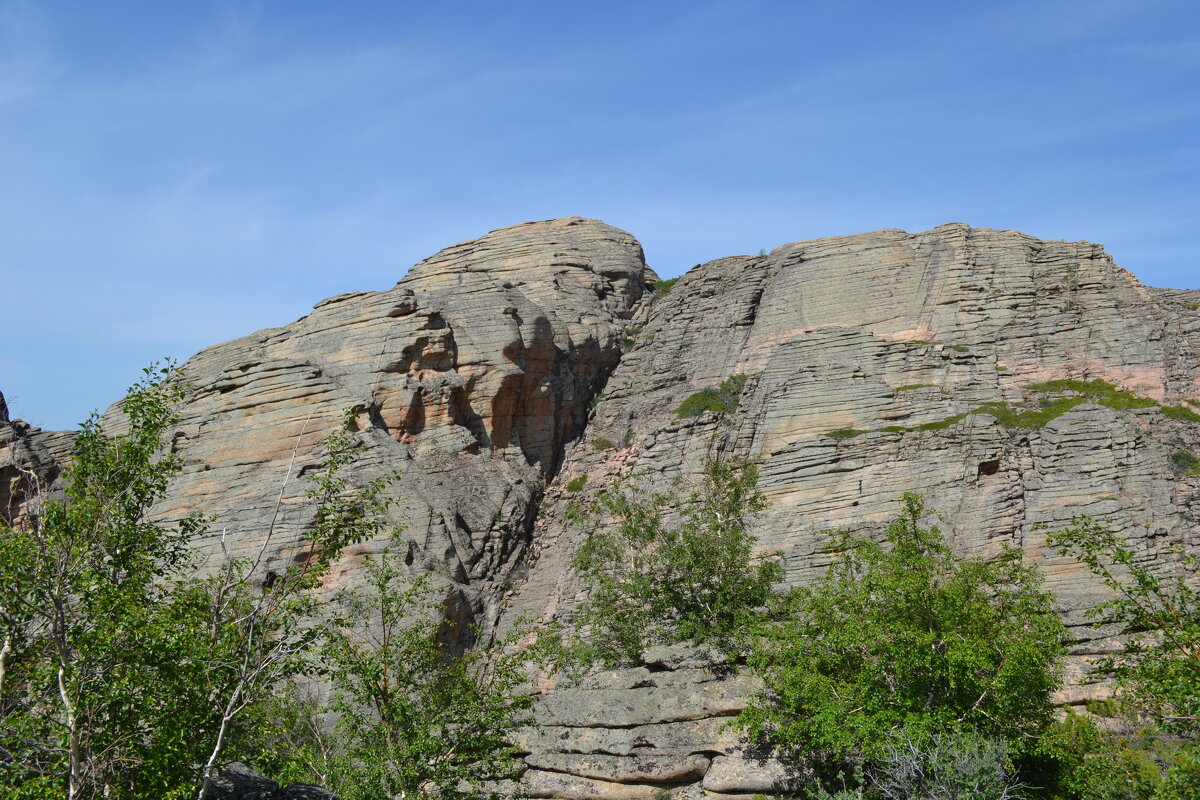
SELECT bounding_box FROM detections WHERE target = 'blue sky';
[2,0,1198,429]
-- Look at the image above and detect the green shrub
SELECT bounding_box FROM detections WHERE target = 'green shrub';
[1172,451,1200,474]
[675,374,750,418]
[300,554,531,800]
[1050,518,1200,741]
[1031,710,1199,799]
[0,368,401,798]
[742,494,1065,764]
[651,277,679,293]
[565,474,587,492]
[895,384,936,392]
[592,437,614,451]
[567,459,781,665]
[675,388,726,417]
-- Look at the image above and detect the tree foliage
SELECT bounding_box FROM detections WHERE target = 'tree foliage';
[567,457,781,666]
[0,368,408,799]
[1046,518,1200,797]
[674,374,750,418]
[270,553,532,800]
[1050,517,1200,741]
[742,493,1066,766]
[0,365,209,798]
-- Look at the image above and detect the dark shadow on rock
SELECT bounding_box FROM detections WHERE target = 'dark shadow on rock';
[208,762,339,800]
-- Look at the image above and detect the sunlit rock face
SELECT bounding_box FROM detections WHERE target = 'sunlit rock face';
[505,223,1200,708]
[108,217,650,633]
[11,220,1200,772]
[0,391,70,525]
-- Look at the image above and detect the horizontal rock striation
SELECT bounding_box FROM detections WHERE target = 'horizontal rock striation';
[9,220,1200,795]
[511,643,806,800]
[0,390,71,525]
[108,217,649,631]
[505,223,1200,703]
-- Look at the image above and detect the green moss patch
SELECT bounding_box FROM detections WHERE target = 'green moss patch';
[972,398,1085,429]
[916,413,968,431]
[1024,379,1158,411]
[1163,405,1200,423]
[824,428,867,439]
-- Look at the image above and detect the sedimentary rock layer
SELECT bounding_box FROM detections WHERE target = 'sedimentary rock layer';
[7,219,1200,796]
[504,223,1200,698]
[109,217,648,631]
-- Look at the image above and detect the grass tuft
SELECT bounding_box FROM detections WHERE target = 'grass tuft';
[675,374,749,418]
[917,413,968,431]
[1163,405,1200,423]
[1025,379,1157,411]
[1171,451,1200,475]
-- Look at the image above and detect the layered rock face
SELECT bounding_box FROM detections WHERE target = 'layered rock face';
[492,223,1200,797]
[510,224,1200,698]
[8,219,1200,797]
[512,644,800,800]
[109,217,650,631]
[0,390,71,525]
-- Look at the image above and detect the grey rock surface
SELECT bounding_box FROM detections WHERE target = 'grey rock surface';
[505,223,1200,706]
[0,392,70,524]
[511,644,790,798]
[11,219,1200,797]
[208,762,338,800]
[107,217,647,633]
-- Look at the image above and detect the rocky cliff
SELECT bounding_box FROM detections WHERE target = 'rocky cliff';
[506,223,1200,702]
[6,218,1200,798]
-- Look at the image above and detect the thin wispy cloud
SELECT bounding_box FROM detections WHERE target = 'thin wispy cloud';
[0,0,1196,429]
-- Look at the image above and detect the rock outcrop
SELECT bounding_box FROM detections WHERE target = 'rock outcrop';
[208,762,337,800]
[112,217,648,631]
[511,643,806,800]
[8,219,1200,796]
[0,390,71,524]
[505,223,1200,706]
